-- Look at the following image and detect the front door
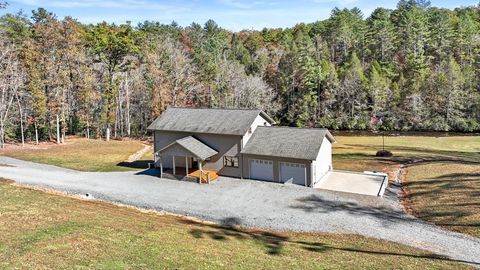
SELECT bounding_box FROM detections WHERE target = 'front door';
[191,158,199,169]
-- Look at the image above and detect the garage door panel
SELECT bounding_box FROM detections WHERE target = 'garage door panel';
[250,159,273,181]
[280,162,306,186]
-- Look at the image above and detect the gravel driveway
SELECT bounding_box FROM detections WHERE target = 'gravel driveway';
[0,156,479,266]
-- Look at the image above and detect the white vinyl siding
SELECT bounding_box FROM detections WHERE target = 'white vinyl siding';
[242,115,271,147]
[280,162,307,186]
[312,137,332,185]
[249,159,274,181]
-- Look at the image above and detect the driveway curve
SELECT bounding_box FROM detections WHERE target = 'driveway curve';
[0,156,479,266]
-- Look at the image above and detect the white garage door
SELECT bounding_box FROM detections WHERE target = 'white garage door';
[280,162,306,186]
[250,159,273,181]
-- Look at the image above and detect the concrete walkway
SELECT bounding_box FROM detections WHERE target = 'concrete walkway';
[0,156,479,267]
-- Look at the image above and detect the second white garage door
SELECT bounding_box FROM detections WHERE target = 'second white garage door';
[280,162,306,186]
[250,159,274,181]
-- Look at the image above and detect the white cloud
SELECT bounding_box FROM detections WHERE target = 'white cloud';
[12,0,185,10]
[216,0,275,9]
[310,0,359,6]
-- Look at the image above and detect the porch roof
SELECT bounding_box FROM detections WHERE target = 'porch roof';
[157,136,218,160]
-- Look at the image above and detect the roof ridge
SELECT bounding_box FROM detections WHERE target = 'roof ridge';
[147,107,276,134]
[168,107,261,112]
[258,126,329,131]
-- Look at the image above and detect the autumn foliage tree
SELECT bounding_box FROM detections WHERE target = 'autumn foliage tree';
[0,0,479,145]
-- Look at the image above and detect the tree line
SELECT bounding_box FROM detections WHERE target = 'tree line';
[0,0,479,146]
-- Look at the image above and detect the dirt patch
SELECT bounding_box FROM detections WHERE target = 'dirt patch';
[0,163,14,167]
[398,165,419,217]
[0,178,15,184]
[0,138,76,152]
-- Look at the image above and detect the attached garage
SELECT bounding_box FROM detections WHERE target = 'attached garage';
[249,159,274,181]
[241,126,335,187]
[280,162,306,185]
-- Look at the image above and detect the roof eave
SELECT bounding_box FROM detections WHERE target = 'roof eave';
[240,151,316,161]
[259,111,276,125]
[145,128,244,136]
[325,130,336,143]
[157,139,218,161]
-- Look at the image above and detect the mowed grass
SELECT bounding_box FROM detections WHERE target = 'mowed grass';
[1,138,147,172]
[0,180,470,269]
[333,135,480,237]
[333,135,480,171]
[405,163,480,238]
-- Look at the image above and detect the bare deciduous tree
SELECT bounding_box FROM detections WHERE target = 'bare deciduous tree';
[0,39,25,148]
[144,36,203,116]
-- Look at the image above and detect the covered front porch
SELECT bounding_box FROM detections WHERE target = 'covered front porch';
[155,136,219,184]
[161,166,219,183]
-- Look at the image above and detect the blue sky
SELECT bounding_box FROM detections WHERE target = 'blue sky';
[1,0,478,31]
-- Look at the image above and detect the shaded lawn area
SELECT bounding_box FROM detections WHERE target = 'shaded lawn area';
[405,163,480,238]
[0,180,471,270]
[333,135,480,169]
[0,138,147,172]
[332,135,480,238]
[117,147,154,170]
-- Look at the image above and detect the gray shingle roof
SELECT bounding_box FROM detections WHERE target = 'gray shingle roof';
[241,126,335,160]
[147,107,275,135]
[158,136,218,160]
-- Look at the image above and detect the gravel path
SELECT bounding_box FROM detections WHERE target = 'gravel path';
[0,156,479,266]
[126,144,152,162]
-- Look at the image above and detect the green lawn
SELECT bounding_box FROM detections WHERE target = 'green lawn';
[1,138,148,172]
[0,180,470,269]
[333,135,480,172]
[332,135,480,238]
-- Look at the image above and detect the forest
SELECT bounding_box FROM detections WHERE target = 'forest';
[0,0,479,146]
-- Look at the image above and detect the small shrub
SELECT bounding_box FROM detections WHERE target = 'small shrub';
[376,150,393,157]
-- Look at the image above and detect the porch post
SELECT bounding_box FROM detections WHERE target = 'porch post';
[185,156,188,176]
[199,161,203,183]
[172,155,176,175]
[159,156,163,178]
[304,166,307,187]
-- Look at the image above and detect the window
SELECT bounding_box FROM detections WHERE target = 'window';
[223,156,239,168]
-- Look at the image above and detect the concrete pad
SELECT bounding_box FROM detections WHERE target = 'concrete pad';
[315,171,387,196]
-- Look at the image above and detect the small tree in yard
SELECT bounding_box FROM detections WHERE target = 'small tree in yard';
[370,115,392,157]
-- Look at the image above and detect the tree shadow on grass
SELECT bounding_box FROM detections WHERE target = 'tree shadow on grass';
[186,217,287,255]
[403,172,480,200]
[117,159,153,170]
[181,217,479,266]
[344,144,480,162]
[335,152,480,166]
[402,172,480,230]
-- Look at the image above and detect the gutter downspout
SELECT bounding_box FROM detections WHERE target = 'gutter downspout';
[239,137,244,179]
[310,161,314,188]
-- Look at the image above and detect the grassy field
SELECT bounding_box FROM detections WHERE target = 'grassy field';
[333,135,480,171]
[405,162,480,238]
[0,138,149,172]
[0,180,470,269]
[333,135,480,238]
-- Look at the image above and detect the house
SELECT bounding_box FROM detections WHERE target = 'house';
[147,107,335,187]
